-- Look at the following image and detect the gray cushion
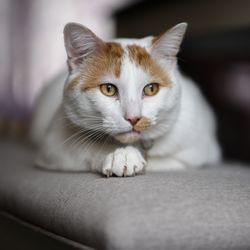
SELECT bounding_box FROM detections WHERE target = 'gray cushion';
[0,139,250,250]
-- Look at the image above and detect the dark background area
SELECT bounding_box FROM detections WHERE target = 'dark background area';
[115,0,250,164]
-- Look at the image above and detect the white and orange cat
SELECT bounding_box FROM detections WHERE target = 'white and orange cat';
[31,22,221,177]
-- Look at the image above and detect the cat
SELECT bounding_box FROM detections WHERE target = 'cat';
[31,22,221,177]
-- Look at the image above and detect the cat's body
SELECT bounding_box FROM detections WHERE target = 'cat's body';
[32,23,221,176]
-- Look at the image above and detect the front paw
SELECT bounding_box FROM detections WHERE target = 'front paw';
[102,146,146,177]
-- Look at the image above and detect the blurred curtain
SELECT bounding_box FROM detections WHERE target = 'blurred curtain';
[0,0,133,119]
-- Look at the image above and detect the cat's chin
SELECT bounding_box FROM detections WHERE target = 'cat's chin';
[114,131,140,144]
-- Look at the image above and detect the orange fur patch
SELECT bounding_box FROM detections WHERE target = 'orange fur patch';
[103,42,124,78]
[127,44,171,87]
[66,75,82,91]
[81,42,124,90]
[66,42,124,91]
[134,116,151,132]
[84,42,124,91]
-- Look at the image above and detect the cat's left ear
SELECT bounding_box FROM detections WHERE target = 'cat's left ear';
[151,23,187,67]
[64,23,104,71]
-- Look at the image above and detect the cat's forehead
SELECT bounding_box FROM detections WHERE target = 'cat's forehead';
[112,36,154,50]
[109,37,170,87]
[67,36,170,91]
[103,36,155,70]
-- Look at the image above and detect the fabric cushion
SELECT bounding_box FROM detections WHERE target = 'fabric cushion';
[0,139,250,250]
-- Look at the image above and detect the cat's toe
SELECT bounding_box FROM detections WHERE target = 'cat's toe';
[105,169,112,178]
[102,153,113,177]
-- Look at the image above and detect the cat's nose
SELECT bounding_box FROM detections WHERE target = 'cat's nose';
[126,117,141,126]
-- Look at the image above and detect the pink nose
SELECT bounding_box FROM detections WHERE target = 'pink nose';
[126,117,141,126]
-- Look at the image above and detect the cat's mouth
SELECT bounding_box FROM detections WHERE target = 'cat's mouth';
[112,116,152,144]
[113,130,140,144]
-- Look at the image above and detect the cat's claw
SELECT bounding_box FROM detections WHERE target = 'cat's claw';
[123,166,127,177]
[105,169,112,178]
[133,166,136,176]
[142,162,146,175]
[102,146,146,177]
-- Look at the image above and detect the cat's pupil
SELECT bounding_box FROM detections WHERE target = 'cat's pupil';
[107,85,112,92]
[148,84,154,92]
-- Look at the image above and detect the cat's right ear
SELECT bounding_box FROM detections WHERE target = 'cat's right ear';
[64,23,103,71]
[151,23,187,69]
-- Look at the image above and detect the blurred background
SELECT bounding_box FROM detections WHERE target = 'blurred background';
[0,0,250,163]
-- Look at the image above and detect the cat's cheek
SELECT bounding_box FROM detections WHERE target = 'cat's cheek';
[141,99,160,122]
[86,90,109,110]
[87,91,124,131]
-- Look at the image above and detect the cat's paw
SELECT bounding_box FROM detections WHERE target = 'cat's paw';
[102,146,146,177]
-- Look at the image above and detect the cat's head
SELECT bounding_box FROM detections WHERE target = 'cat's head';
[63,22,187,144]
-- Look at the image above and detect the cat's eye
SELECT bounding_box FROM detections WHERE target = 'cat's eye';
[100,84,117,97]
[143,83,159,96]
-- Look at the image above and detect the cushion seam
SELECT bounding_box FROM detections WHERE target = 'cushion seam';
[0,209,96,250]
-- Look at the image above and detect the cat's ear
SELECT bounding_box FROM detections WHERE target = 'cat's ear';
[151,23,187,67]
[64,23,103,70]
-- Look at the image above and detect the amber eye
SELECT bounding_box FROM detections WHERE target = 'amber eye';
[100,84,117,97]
[143,83,159,96]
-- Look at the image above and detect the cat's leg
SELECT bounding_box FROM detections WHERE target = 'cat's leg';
[174,143,221,167]
[36,144,92,171]
[147,156,186,171]
[92,146,146,177]
[147,143,221,172]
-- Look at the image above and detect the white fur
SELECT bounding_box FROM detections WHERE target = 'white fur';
[103,146,146,177]
[31,23,221,176]
[30,71,67,145]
